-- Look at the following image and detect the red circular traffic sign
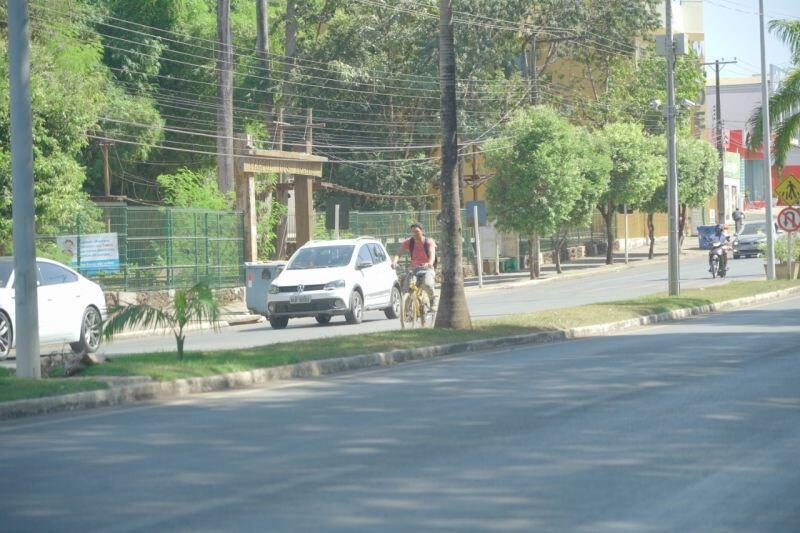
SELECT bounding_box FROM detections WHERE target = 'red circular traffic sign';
[777,206,800,232]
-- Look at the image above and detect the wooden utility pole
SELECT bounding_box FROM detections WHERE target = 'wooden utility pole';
[99,137,114,197]
[255,0,273,113]
[703,59,737,223]
[216,0,234,193]
[434,0,471,330]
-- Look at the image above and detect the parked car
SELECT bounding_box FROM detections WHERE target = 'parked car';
[266,237,400,329]
[0,257,107,360]
[732,221,781,259]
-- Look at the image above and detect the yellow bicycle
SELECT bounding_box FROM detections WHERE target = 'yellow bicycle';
[400,269,435,328]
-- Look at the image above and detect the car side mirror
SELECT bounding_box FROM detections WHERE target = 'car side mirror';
[356,260,373,270]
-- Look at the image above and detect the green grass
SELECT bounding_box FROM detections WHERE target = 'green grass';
[3,279,798,402]
[0,367,108,403]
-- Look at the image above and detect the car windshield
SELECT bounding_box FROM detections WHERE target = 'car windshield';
[287,245,354,270]
[741,222,767,236]
[0,261,11,288]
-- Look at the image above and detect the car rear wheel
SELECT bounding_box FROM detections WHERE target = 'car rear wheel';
[384,286,401,319]
[269,316,289,329]
[315,314,332,325]
[70,306,102,356]
[0,312,12,361]
[345,290,363,324]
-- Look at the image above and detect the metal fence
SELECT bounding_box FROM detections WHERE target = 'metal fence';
[38,205,245,291]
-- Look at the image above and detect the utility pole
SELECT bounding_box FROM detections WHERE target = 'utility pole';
[759,0,776,279]
[255,0,273,113]
[8,0,41,378]
[273,107,290,259]
[665,0,680,296]
[99,137,115,197]
[703,59,737,223]
[216,0,234,193]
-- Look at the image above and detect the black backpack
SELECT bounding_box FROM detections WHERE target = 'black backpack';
[409,237,438,268]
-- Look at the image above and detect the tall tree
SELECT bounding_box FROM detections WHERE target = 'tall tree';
[485,106,584,279]
[748,19,800,168]
[597,122,665,264]
[434,0,471,330]
[216,0,234,193]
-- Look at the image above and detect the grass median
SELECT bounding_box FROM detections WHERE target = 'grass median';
[0,368,109,403]
[2,279,798,402]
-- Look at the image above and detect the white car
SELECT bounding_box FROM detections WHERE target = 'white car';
[266,237,400,329]
[0,257,107,360]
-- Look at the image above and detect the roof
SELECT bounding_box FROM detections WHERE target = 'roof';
[300,237,381,247]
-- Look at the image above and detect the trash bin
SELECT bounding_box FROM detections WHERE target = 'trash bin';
[245,262,287,316]
[504,257,518,272]
[697,225,718,250]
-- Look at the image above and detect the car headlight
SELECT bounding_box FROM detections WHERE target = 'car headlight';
[269,285,280,294]
[324,279,346,290]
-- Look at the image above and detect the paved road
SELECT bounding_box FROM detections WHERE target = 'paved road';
[93,252,766,356]
[2,296,798,532]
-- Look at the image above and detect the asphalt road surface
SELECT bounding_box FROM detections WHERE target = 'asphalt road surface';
[2,295,798,532]
[93,253,768,356]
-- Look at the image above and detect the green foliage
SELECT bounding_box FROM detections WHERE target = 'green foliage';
[102,280,222,360]
[758,233,800,263]
[599,122,665,210]
[156,167,233,210]
[748,19,800,168]
[485,106,584,237]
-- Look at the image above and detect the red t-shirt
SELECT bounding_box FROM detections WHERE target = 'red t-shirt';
[402,237,435,268]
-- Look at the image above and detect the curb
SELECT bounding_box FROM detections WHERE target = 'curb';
[3,285,798,421]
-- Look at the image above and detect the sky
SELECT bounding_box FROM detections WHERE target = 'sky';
[701,0,799,79]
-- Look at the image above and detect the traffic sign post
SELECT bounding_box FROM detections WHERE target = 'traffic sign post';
[777,206,800,280]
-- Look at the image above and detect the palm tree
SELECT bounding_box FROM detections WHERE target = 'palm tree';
[102,281,223,360]
[748,19,800,168]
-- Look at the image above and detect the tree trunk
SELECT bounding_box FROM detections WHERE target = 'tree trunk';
[528,236,535,280]
[434,0,471,330]
[255,0,273,113]
[679,203,687,250]
[532,231,541,278]
[602,204,615,265]
[647,212,655,259]
[216,0,234,193]
[551,236,561,274]
[176,334,185,361]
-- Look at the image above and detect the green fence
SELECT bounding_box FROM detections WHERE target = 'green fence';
[39,205,245,292]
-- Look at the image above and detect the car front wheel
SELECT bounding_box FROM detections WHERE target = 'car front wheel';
[269,316,289,329]
[0,312,12,361]
[70,306,102,355]
[345,290,364,324]
[384,286,401,319]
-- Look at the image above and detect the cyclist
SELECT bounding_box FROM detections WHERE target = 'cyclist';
[392,223,437,309]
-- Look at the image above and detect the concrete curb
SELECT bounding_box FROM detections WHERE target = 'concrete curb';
[3,285,798,420]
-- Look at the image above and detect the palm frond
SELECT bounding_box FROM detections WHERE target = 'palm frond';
[102,304,174,340]
[747,69,800,164]
[769,19,800,63]
[773,111,800,168]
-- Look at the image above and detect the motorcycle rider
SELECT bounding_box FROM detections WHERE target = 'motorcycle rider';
[706,224,731,274]
[392,223,437,310]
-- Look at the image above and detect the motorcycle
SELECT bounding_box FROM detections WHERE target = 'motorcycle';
[708,240,728,279]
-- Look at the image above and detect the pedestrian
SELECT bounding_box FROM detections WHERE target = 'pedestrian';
[732,207,745,234]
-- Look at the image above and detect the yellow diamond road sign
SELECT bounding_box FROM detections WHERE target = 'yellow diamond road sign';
[775,174,800,206]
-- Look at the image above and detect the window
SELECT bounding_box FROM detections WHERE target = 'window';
[37,262,78,286]
[0,262,12,288]
[368,243,387,264]
[287,245,354,270]
[357,245,373,265]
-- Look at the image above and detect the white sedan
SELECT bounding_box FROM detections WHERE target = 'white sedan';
[0,257,107,360]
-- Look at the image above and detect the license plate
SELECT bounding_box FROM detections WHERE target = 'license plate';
[289,294,311,304]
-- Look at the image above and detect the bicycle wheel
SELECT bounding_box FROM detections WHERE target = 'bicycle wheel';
[400,292,415,329]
